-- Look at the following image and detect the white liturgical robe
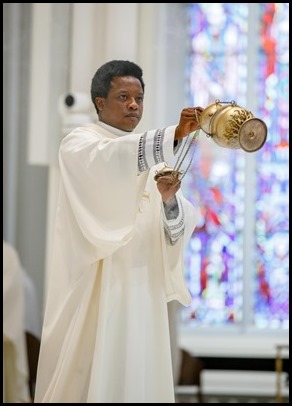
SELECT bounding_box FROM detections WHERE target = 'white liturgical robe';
[3,241,30,403]
[35,122,198,403]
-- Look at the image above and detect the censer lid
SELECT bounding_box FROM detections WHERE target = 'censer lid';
[238,118,268,152]
[154,166,183,181]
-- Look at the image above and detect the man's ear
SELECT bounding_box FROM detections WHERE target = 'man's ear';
[95,97,104,112]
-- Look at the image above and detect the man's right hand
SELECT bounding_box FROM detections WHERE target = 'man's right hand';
[174,107,204,140]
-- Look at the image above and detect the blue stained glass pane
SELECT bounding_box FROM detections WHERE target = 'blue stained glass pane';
[182,3,248,327]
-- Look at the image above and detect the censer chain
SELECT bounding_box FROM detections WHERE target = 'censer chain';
[172,128,200,180]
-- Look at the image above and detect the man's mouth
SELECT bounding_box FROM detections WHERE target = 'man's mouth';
[126,114,140,119]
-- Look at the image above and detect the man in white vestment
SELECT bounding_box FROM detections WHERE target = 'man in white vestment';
[34,60,203,403]
[3,241,30,403]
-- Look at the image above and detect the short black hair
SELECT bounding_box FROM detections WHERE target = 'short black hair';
[91,60,145,112]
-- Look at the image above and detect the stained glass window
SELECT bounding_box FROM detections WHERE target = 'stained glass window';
[181,3,289,330]
[254,3,289,329]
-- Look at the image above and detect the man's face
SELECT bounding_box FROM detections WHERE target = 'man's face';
[96,76,144,132]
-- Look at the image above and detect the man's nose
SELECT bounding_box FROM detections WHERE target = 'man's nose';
[128,98,138,109]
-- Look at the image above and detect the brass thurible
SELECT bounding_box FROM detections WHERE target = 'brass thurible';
[154,100,267,182]
[199,99,268,152]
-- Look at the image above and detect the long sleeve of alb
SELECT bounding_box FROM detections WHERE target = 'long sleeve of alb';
[162,197,185,245]
[136,126,185,245]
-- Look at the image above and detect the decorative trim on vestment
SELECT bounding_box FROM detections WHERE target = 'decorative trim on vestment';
[163,197,185,245]
[138,132,148,173]
[153,129,165,164]
[138,129,166,173]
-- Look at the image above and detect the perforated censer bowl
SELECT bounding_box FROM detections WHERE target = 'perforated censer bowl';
[199,101,267,152]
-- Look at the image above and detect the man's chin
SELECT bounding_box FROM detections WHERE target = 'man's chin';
[123,118,140,132]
